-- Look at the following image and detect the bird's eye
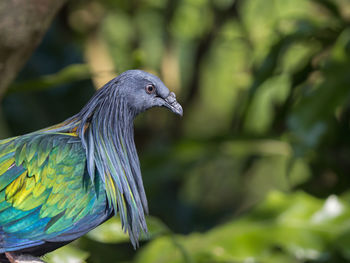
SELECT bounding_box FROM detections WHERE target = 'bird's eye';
[145,84,156,94]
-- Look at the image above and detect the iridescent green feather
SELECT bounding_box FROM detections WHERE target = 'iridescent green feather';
[0,133,103,241]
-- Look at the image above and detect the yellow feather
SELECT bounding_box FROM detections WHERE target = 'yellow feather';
[0,158,14,175]
[57,196,69,210]
[41,164,55,185]
[16,191,48,211]
[18,144,27,164]
[32,183,47,198]
[0,143,14,158]
[46,192,64,206]
[25,176,36,189]
[55,132,78,137]
[65,193,90,219]
[46,164,57,179]
[12,187,32,207]
[40,203,61,218]
[34,174,40,183]
[6,171,27,199]
[0,138,16,145]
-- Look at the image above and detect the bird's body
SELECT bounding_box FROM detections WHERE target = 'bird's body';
[0,130,113,259]
[0,70,182,262]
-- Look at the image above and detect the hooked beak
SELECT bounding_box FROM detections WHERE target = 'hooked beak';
[163,92,183,116]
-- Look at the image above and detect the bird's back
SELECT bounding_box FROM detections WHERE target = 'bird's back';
[0,131,112,257]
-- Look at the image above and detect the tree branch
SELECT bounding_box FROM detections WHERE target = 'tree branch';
[0,0,68,99]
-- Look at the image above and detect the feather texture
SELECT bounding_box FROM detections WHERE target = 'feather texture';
[48,92,149,246]
[0,133,110,253]
[0,70,183,257]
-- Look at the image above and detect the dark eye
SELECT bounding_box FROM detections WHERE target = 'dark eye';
[145,84,156,94]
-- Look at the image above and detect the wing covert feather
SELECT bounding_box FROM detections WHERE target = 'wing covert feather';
[0,133,109,251]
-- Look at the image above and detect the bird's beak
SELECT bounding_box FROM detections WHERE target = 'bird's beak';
[163,92,183,116]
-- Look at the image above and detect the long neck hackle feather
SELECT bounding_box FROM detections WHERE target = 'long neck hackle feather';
[45,80,148,246]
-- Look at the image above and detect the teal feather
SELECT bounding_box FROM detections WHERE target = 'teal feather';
[0,166,25,191]
[0,207,34,225]
[3,209,41,233]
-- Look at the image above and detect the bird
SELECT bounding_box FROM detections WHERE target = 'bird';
[0,70,183,263]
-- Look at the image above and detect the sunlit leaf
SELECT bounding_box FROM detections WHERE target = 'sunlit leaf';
[138,191,350,263]
[85,217,129,244]
[86,216,169,244]
[45,244,89,263]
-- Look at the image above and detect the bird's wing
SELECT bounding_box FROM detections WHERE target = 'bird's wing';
[0,133,108,252]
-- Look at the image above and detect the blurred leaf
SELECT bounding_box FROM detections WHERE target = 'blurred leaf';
[86,217,129,244]
[288,28,350,150]
[8,64,91,94]
[184,20,250,137]
[45,244,89,263]
[135,236,185,263]
[281,41,320,74]
[171,1,213,40]
[222,139,292,157]
[244,74,291,134]
[135,10,165,69]
[241,0,312,62]
[137,191,350,263]
[245,156,311,204]
[86,216,169,244]
[180,155,242,212]
[102,11,135,71]
[143,216,170,240]
[311,0,342,18]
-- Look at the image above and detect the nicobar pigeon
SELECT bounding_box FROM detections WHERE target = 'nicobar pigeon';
[0,70,183,263]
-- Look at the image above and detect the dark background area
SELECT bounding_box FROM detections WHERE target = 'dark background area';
[1,0,350,262]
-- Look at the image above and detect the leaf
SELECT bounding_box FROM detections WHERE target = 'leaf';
[244,74,291,134]
[141,216,170,240]
[44,244,89,263]
[85,217,129,244]
[137,191,350,263]
[8,64,91,94]
[86,216,169,244]
[288,28,350,150]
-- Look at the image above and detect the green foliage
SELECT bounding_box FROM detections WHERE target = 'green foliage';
[1,0,350,262]
[136,191,350,263]
[85,216,168,244]
[8,64,91,94]
[44,191,350,263]
[44,245,90,263]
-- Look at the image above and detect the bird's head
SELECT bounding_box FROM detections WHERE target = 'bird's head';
[113,70,183,117]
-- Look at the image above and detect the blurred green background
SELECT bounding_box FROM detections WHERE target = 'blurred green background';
[1,0,350,262]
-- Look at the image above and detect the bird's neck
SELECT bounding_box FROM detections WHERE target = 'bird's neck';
[44,94,148,245]
[71,95,148,245]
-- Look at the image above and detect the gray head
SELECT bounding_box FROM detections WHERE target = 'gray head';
[112,70,183,116]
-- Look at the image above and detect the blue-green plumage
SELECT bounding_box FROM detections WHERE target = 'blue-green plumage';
[0,134,110,252]
[0,70,182,261]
